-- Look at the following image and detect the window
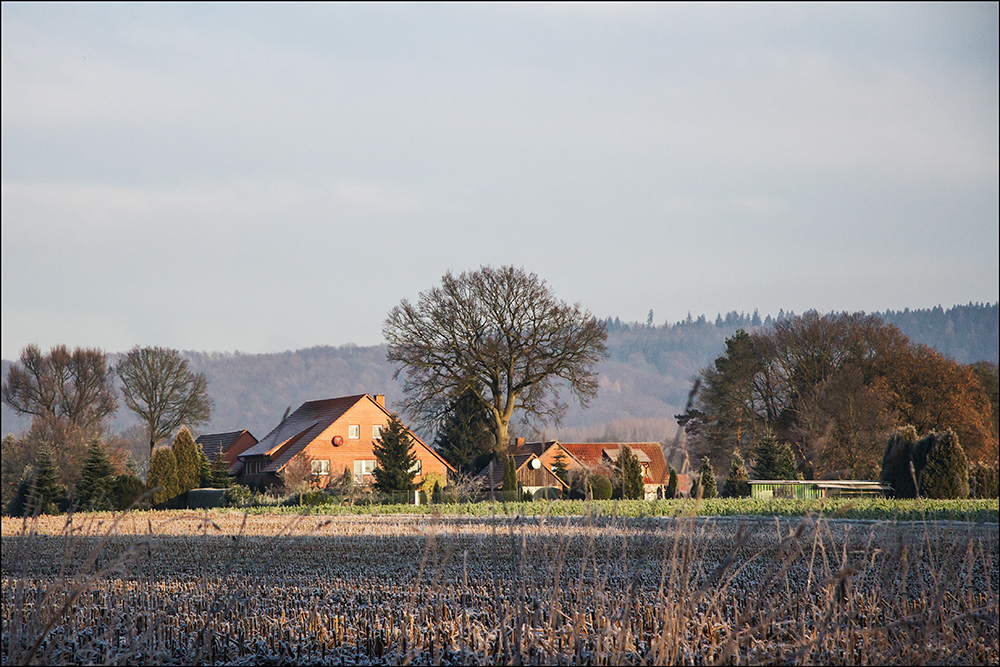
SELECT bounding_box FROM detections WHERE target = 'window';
[409,459,422,475]
[373,425,383,439]
[354,460,377,483]
[312,459,331,476]
[348,424,360,439]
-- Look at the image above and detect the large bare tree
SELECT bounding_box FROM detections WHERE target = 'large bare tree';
[2,344,117,431]
[116,346,213,462]
[384,266,608,455]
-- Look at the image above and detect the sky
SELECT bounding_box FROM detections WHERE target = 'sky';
[2,3,998,360]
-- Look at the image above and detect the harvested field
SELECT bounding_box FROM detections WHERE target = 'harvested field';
[3,511,998,665]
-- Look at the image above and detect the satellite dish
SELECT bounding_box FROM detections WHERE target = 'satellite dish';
[333,435,343,446]
[530,458,541,469]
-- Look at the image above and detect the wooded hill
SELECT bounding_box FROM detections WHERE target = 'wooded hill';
[3,302,996,444]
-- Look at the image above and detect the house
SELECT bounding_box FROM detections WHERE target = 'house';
[509,438,589,476]
[475,453,568,498]
[556,441,688,499]
[194,430,258,473]
[235,393,454,489]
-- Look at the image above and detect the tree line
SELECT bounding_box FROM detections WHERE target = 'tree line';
[2,345,214,513]
[677,311,999,493]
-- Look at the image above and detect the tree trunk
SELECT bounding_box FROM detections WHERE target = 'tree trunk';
[492,418,510,458]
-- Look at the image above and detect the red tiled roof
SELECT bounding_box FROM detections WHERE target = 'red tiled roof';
[560,442,670,485]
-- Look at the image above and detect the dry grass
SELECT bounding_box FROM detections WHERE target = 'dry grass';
[2,509,997,665]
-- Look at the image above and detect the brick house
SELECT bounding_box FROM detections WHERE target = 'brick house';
[235,393,453,489]
[194,430,258,472]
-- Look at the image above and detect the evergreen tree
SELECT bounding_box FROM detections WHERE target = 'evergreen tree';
[76,438,117,510]
[31,446,66,514]
[665,466,678,499]
[371,415,418,493]
[617,446,645,500]
[501,456,518,501]
[434,390,495,474]
[148,447,180,504]
[197,445,212,488]
[6,470,34,517]
[588,474,613,500]
[172,427,200,494]
[721,449,751,498]
[698,459,718,499]
[551,450,570,485]
[920,431,969,499]
[209,451,233,488]
[111,472,146,510]
[881,426,919,498]
[752,431,797,479]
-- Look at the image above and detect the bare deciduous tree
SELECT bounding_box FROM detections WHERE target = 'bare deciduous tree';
[384,265,608,455]
[116,346,213,463]
[2,344,117,430]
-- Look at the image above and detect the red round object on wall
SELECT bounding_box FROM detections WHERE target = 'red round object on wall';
[333,435,344,446]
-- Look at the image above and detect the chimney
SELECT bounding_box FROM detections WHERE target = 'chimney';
[515,437,525,449]
[375,394,385,408]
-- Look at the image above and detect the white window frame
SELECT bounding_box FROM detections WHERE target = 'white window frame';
[409,459,422,475]
[354,459,377,483]
[373,424,383,439]
[348,424,360,439]
[312,459,331,476]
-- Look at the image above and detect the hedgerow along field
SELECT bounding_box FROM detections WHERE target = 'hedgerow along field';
[3,507,998,665]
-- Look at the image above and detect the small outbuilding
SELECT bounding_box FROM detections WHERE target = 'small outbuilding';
[749,479,891,499]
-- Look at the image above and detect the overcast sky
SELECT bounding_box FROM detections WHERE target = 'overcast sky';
[2,3,997,359]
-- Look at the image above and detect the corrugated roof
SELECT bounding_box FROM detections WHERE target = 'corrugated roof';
[196,430,253,460]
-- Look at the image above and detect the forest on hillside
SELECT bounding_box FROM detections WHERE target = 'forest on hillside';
[2,302,997,446]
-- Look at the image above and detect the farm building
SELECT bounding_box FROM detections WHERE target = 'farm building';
[749,479,891,499]
[558,442,685,499]
[508,438,588,475]
[195,429,258,472]
[475,453,567,499]
[235,393,454,490]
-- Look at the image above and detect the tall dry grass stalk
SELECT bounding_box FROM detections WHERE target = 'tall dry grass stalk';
[2,504,997,665]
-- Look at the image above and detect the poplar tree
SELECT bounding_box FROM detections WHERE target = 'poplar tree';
[501,457,518,501]
[172,427,200,493]
[148,447,180,504]
[665,466,678,499]
[617,446,645,500]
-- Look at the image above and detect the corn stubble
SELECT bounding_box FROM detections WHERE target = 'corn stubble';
[2,510,997,665]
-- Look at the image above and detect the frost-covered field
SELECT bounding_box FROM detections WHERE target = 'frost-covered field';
[3,512,998,665]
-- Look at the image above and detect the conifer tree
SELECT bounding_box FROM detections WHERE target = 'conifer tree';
[434,390,494,473]
[111,472,146,510]
[209,451,233,488]
[31,446,66,514]
[722,449,751,498]
[617,446,645,499]
[698,458,718,498]
[501,456,518,501]
[665,466,678,499]
[371,416,418,493]
[920,431,969,499]
[197,445,212,488]
[172,427,200,493]
[752,431,797,479]
[551,451,570,485]
[148,447,180,504]
[76,438,117,510]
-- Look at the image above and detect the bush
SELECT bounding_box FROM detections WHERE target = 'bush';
[881,426,919,498]
[223,484,253,507]
[111,472,146,510]
[969,461,999,499]
[722,449,751,498]
[532,487,562,501]
[920,431,969,499]
[665,467,678,499]
[698,459,718,499]
[588,475,613,500]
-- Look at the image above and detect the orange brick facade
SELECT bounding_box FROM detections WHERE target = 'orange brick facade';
[296,398,449,488]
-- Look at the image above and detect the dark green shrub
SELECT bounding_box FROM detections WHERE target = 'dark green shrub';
[698,459,718,499]
[722,449,751,498]
[920,431,969,499]
[665,467,678,499]
[589,474,613,500]
[111,472,146,510]
[223,484,252,507]
[881,426,919,498]
[969,461,999,498]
